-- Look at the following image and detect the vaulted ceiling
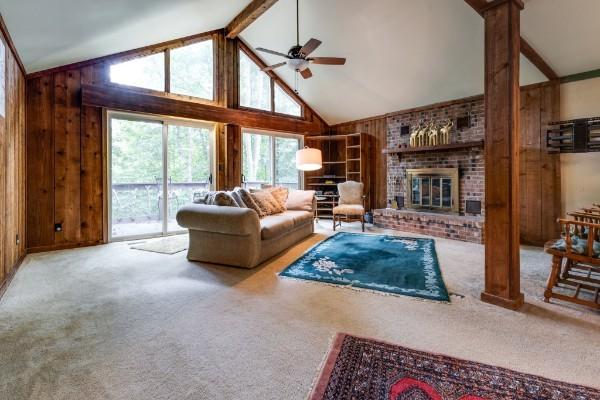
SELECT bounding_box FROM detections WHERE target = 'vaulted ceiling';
[2,0,599,124]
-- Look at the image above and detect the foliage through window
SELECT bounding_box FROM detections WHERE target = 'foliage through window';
[274,83,301,117]
[110,53,165,92]
[242,131,301,190]
[170,41,214,100]
[239,50,271,111]
[109,39,214,100]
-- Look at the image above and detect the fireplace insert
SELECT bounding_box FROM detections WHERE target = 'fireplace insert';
[406,168,459,213]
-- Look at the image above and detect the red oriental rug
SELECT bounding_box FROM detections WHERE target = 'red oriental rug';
[309,333,600,400]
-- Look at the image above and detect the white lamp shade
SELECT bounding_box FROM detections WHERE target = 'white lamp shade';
[296,147,322,171]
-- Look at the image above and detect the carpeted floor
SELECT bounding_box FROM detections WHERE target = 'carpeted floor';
[1,221,599,399]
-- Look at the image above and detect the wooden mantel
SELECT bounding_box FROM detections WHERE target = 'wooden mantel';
[382,141,484,155]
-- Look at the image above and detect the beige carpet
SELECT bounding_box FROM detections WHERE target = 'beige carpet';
[1,221,599,399]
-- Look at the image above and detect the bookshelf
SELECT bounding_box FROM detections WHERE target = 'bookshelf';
[304,133,370,219]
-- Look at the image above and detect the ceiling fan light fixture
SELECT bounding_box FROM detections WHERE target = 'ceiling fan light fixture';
[287,58,309,71]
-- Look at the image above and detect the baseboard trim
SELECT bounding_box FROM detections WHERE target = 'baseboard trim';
[27,240,104,254]
[0,255,26,301]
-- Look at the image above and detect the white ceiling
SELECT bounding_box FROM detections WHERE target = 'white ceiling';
[2,0,599,124]
[0,0,248,73]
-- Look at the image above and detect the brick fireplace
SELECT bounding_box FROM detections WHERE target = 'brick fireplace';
[373,97,485,243]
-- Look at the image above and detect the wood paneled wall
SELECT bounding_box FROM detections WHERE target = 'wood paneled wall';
[26,65,104,252]
[519,81,561,245]
[0,28,26,293]
[330,118,387,209]
[331,82,561,245]
[25,30,327,252]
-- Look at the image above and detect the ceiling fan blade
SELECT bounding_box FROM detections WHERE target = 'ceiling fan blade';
[309,57,347,65]
[255,47,290,58]
[300,68,313,79]
[262,62,287,72]
[299,38,322,56]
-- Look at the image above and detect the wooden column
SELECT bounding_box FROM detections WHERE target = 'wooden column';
[481,0,525,310]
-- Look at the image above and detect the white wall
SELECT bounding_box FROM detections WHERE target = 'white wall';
[560,77,600,214]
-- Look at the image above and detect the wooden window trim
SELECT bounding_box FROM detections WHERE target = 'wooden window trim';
[107,35,217,103]
[238,43,305,119]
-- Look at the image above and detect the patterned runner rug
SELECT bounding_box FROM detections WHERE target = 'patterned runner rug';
[279,232,449,301]
[310,334,600,400]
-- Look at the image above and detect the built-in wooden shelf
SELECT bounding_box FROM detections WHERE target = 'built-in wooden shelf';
[382,140,484,155]
[322,161,346,164]
[307,175,346,179]
[307,183,338,186]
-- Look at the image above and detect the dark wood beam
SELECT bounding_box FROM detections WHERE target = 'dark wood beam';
[81,83,323,134]
[226,0,279,39]
[464,0,558,80]
[0,13,26,74]
[481,0,524,310]
[520,38,558,80]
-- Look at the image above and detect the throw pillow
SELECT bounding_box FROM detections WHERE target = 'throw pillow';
[286,190,316,211]
[230,189,247,208]
[264,187,288,211]
[206,191,239,207]
[238,188,266,217]
[251,190,283,216]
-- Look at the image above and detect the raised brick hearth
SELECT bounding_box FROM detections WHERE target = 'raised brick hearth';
[381,96,486,243]
[374,209,484,244]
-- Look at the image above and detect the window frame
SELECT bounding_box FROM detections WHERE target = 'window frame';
[238,45,305,119]
[108,36,217,103]
[106,110,217,242]
[241,129,304,190]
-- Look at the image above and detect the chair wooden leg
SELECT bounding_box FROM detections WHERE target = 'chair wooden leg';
[333,215,336,231]
[544,255,562,303]
[361,215,365,232]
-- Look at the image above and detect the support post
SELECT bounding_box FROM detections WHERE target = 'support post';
[481,0,525,310]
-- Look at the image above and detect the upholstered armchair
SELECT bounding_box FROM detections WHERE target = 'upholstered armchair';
[332,181,365,232]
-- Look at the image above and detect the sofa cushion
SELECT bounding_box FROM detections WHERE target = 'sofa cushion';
[260,214,295,240]
[286,190,316,211]
[284,210,314,227]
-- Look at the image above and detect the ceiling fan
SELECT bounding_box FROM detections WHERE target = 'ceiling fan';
[256,0,346,80]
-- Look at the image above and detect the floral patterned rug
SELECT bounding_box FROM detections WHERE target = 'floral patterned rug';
[279,232,449,302]
[309,333,600,400]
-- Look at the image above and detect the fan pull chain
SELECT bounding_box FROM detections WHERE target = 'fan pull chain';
[294,70,299,94]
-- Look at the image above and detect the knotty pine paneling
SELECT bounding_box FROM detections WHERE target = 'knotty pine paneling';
[331,118,388,209]
[0,32,26,293]
[26,68,105,252]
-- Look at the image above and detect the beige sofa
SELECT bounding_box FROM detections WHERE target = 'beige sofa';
[176,196,315,268]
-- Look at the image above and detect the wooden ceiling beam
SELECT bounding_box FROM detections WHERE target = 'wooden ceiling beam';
[226,0,279,39]
[81,83,323,134]
[464,0,558,80]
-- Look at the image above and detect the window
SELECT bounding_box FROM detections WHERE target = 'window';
[242,131,302,190]
[274,84,301,117]
[110,53,165,92]
[239,50,271,111]
[170,40,214,100]
[109,39,214,100]
[108,112,215,240]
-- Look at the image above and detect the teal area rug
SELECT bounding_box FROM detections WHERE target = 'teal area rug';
[279,232,449,302]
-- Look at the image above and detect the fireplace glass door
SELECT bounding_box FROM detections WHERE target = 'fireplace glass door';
[407,168,459,213]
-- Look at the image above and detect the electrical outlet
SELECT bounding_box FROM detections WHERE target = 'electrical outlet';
[55,223,63,232]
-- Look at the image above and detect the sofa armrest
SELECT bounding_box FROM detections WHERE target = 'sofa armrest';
[176,204,260,236]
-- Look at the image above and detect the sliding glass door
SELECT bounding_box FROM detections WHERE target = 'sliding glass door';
[242,130,302,190]
[109,112,215,240]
